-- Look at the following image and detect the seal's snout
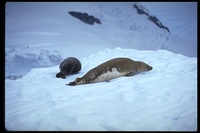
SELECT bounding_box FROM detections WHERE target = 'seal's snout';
[147,66,153,71]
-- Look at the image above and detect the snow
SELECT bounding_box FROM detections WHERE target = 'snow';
[141,2,197,56]
[5,48,197,131]
[5,2,197,131]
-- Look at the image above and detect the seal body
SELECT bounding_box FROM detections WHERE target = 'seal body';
[67,57,152,86]
[56,57,81,79]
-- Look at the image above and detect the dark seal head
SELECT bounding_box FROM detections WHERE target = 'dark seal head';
[56,57,81,79]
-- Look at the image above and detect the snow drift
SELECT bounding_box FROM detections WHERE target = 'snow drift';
[5,48,197,131]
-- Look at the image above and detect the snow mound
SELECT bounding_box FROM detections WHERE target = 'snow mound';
[5,48,197,131]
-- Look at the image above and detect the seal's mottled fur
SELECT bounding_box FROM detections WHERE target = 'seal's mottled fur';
[67,57,152,86]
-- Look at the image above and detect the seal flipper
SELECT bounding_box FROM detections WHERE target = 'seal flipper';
[56,71,69,79]
[67,77,83,86]
[126,72,135,76]
[66,81,76,86]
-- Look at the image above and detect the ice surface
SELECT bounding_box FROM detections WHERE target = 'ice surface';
[5,48,197,131]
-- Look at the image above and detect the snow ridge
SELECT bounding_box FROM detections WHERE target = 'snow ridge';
[6,49,62,79]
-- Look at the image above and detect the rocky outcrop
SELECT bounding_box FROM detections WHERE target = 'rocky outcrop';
[133,4,170,33]
[68,11,101,25]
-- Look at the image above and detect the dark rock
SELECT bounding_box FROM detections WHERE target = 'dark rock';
[148,16,170,33]
[6,75,23,80]
[134,4,149,16]
[133,4,170,33]
[68,11,101,25]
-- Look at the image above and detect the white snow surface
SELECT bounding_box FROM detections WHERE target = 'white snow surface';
[5,48,197,131]
[5,2,197,131]
[141,2,197,51]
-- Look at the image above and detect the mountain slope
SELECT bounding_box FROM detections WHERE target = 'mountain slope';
[5,2,196,79]
[141,2,197,55]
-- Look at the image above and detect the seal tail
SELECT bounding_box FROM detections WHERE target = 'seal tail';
[66,82,76,86]
[56,72,62,78]
[67,78,82,86]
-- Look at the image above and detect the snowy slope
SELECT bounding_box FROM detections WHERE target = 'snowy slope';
[5,2,196,57]
[141,2,197,54]
[5,48,197,131]
[5,2,197,79]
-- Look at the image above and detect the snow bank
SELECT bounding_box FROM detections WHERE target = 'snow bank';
[5,48,197,131]
[5,49,62,79]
